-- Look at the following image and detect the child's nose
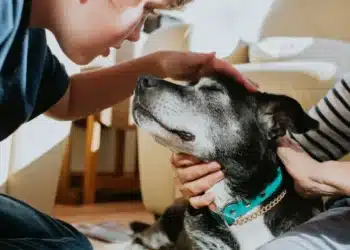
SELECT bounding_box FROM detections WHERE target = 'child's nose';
[127,30,141,42]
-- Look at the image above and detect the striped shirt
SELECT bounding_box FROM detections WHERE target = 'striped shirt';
[291,73,350,162]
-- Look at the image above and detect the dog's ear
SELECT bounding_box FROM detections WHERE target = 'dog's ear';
[256,93,319,140]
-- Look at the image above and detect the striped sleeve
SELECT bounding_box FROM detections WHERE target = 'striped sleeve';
[290,73,350,162]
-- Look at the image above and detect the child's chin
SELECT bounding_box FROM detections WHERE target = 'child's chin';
[74,54,97,66]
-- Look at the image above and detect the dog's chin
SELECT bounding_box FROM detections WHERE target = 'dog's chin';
[133,103,168,132]
[132,106,195,155]
[133,102,167,129]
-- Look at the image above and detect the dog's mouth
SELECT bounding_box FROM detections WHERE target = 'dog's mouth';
[133,102,195,142]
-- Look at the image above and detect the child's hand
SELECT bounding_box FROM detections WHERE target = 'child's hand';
[157,51,259,92]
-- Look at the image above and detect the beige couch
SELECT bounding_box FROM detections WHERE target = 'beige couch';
[137,0,350,216]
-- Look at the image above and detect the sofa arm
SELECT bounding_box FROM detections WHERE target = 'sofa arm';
[236,61,337,110]
[236,61,337,83]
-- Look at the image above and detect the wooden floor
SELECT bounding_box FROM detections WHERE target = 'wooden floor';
[53,201,155,249]
[53,201,155,226]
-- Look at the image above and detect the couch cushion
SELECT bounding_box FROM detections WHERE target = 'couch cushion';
[249,36,350,79]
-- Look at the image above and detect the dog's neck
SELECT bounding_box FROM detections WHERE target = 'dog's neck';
[207,143,291,211]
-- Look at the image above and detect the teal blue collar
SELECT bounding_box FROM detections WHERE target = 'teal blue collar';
[211,167,283,226]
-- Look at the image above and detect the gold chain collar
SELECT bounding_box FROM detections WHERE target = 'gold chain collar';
[232,189,287,226]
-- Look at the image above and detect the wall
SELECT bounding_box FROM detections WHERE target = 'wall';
[0,135,12,193]
[183,0,276,57]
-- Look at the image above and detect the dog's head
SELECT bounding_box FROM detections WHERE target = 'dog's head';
[132,74,318,163]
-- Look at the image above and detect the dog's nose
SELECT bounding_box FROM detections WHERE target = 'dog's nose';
[138,75,157,88]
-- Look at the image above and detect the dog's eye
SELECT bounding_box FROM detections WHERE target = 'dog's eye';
[200,85,223,92]
[177,131,195,141]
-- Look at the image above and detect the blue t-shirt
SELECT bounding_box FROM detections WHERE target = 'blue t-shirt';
[0,0,69,141]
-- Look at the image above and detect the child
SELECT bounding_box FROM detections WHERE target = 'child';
[0,0,256,249]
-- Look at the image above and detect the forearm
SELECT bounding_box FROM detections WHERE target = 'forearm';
[316,161,350,196]
[49,52,165,120]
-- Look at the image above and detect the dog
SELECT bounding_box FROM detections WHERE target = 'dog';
[128,73,323,250]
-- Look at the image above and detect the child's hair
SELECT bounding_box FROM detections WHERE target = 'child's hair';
[168,0,193,10]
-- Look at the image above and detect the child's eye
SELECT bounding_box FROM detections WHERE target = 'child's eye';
[145,7,159,16]
[152,9,161,15]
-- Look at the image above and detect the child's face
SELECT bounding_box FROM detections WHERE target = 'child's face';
[59,0,181,65]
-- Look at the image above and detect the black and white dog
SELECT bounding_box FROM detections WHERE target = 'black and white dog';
[128,73,323,250]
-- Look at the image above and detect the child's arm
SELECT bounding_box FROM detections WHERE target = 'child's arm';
[46,52,163,120]
[46,51,254,121]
